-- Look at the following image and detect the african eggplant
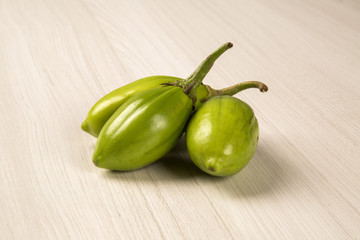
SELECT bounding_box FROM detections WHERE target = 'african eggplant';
[92,42,233,170]
[92,86,192,170]
[186,92,267,177]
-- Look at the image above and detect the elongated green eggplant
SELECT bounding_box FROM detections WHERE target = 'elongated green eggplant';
[92,42,233,170]
[186,94,267,177]
[93,86,192,170]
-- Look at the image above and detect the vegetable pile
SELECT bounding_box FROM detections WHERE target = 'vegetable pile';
[81,42,268,177]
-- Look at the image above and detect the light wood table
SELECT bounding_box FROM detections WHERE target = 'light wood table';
[1,0,360,239]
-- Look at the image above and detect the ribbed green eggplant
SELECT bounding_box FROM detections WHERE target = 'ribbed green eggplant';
[93,86,192,170]
[186,94,267,177]
[92,42,234,170]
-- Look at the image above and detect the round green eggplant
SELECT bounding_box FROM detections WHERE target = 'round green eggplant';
[92,86,193,170]
[186,96,259,177]
[81,76,209,137]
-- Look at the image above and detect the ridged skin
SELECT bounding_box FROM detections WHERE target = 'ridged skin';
[93,86,193,170]
[81,76,208,137]
[186,96,259,176]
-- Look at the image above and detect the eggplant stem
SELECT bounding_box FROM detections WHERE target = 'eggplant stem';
[203,81,268,101]
[183,42,233,101]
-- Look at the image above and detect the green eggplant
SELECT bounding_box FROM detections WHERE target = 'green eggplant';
[93,86,192,170]
[92,42,234,170]
[186,94,267,177]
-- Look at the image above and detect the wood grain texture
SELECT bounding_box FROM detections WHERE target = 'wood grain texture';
[1,0,360,239]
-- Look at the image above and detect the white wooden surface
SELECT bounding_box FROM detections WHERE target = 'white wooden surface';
[1,0,360,239]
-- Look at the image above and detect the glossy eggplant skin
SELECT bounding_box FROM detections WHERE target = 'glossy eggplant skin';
[186,96,259,177]
[81,76,208,137]
[93,86,193,171]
